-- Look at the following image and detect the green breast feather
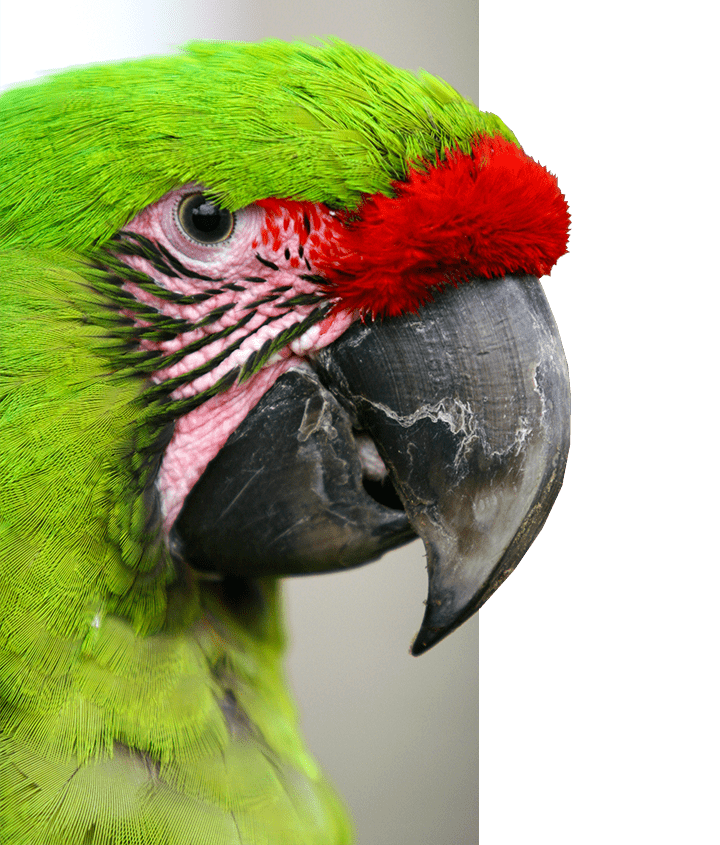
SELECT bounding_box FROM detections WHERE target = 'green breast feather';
[0,249,347,843]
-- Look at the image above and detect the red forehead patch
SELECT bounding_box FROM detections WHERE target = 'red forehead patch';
[310,134,570,318]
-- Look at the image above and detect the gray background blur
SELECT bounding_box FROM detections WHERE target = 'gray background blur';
[0,3,480,844]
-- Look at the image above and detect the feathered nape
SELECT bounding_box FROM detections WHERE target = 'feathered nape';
[292,134,570,318]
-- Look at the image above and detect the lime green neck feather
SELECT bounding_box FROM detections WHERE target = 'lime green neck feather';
[0,39,516,253]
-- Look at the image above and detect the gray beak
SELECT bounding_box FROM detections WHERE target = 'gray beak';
[175,274,570,654]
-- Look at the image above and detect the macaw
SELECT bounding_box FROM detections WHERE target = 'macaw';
[0,40,570,844]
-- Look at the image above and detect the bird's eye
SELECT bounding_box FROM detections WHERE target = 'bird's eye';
[176,193,235,244]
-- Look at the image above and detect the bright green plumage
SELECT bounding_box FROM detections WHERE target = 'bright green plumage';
[0,39,515,252]
[0,251,347,843]
[0,40,513,843]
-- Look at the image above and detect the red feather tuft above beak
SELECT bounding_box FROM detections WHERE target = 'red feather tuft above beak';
[313,134,570,318]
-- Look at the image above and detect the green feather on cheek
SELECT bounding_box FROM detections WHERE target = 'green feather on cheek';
[0,39,570,844]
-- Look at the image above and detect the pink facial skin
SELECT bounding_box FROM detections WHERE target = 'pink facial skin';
[118,185,354,531]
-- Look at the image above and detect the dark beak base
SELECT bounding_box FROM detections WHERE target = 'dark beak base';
[175,275,570,654]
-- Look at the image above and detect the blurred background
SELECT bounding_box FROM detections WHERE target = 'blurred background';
[1,1,717,843]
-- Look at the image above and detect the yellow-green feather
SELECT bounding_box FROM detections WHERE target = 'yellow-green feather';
[0,252,350,843]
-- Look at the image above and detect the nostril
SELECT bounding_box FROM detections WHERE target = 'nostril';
[354,433,386,481]
[355,432,405,511]
[362,475,405,511]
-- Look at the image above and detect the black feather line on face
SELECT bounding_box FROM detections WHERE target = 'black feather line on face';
[299,273,328,286]
[111,231,216,282]
[247,292,282,308]
[127,419,175,535]
[86,233,333,547]
[283,293,325,307]
[93,235,331,427]
[237,304,329,382]
[255,253,280,272]
[148,367,242,427]
[194,302,236,329]
[148,304,328,408]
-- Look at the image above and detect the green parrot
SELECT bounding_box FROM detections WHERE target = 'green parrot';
[0,40,570,844]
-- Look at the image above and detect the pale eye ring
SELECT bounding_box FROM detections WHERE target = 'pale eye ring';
[176,193,235,244]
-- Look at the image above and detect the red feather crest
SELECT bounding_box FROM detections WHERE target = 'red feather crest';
[312,134,570,318]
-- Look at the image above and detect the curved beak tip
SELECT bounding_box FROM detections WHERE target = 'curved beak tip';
[393,275,570,655]
[178,272,569,658]
[411,616,455,657]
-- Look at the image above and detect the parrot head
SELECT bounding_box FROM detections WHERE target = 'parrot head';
[0,39,570,842]
[0,39,571,652]
[107,126,571,653]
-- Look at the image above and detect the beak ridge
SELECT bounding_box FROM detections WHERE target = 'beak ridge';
[316,275,570,654]
[175,273,569,655]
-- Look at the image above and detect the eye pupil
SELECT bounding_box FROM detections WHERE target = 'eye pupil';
[177,193,234,244]
[192,201,224,233]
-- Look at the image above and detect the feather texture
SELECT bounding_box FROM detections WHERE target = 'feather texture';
[0,251,350,842]
[0,40,514,253]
